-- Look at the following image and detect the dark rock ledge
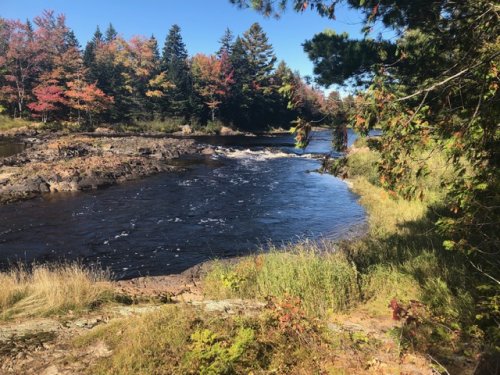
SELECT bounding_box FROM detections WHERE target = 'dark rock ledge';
[0,134,207,204]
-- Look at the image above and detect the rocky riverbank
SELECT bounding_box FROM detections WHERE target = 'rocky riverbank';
[0,134,206,204]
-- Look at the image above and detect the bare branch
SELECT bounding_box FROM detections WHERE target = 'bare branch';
[396,51,500,102]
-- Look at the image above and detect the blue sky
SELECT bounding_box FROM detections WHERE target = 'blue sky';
[1,0,392,90]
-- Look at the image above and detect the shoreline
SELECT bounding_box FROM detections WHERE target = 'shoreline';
[0,132,210,205]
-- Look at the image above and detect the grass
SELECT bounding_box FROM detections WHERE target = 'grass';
[77,302,349,374]
[115,118,185,133]
[204,242,361,316]
[0,115,34,132]
[0,264,112,319]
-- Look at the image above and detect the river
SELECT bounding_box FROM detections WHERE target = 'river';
[0,129,368,279]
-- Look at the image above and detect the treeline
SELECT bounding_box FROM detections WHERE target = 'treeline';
[0,10,349,131]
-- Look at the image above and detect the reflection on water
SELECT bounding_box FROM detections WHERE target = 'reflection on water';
[0,129,369,279]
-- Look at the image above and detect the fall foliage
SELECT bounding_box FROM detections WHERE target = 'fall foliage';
[0,11,344,130]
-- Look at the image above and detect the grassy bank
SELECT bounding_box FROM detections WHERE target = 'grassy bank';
[0,264,111,320]
[0,115,34,132]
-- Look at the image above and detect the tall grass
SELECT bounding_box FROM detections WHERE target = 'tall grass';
[0,264,112,319]
[204,241,361,316]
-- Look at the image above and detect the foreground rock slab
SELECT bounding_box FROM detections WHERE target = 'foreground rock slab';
[0,134,204,204]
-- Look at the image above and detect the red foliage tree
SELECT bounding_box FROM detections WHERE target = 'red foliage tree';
[27,82,66,122]
[65,74,113,125]
[0,19,41,117]
[191,53,234,121]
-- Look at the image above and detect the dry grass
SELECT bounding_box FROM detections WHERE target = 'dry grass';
[0,264,112,319]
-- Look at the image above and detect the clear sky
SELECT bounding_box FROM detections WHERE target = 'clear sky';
[1,0,392,90]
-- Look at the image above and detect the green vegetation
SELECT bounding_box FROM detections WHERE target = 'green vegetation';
[76,303,344,374]
[114,118,185,134]
[204,245,360,316]
[0,264,111,319]
[0,115,34,132]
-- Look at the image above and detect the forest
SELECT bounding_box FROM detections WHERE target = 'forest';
[0,11,350,131]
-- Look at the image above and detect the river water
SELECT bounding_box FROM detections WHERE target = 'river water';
[0,130,368,279]
[0,138,25,158]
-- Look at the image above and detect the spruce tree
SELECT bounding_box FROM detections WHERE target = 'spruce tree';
[217,28,234,57]
[83,26,102,69]
[149,35,161,67]
[161,25,188,69]
[241,23,276,84]
[161,24,191,119]
[104,23,117,43]
[64,30,80,50]
[224,36,251,127]
[234,23,277,130]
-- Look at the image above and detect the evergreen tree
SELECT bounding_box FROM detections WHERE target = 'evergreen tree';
[161,24,188,69]
[104,23,117,42]
[161,24,191,119]
[83,26,102,69]
[92,26,103,45]
[25,19,34,41]
[217,27,234,57]
[224,36,250,126]
[149,35,161,67]
[231,23,277,130]
[241,23,276,85]
[64,30,80,50]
